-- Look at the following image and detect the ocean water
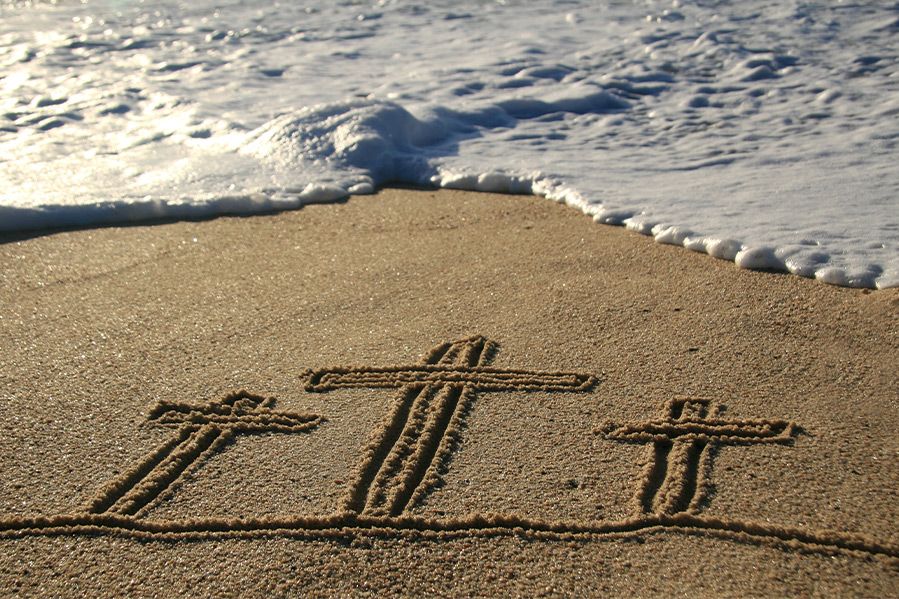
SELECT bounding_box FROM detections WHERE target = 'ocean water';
[1,0,897,288]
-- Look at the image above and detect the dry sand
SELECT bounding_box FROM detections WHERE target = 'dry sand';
[0,188,897,597]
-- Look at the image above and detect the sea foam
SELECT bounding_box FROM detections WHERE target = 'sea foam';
[0,1,896,288]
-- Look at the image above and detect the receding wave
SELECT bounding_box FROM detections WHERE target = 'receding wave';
[0,1,896,288]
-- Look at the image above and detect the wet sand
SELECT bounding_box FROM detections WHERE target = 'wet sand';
[0,188,896,597]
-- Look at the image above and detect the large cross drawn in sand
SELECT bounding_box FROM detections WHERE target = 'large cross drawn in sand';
[304,335,597,516]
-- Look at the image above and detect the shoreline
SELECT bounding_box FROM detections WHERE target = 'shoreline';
[2,185,895,291]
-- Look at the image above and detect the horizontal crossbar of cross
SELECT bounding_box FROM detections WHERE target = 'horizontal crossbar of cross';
[305,365,596,393]
[149,398,320,433]
[604,418,794,444]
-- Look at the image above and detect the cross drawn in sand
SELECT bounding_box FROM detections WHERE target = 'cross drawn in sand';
[603,397,797,516]
[304,335,597,516]
[84,390,322,517]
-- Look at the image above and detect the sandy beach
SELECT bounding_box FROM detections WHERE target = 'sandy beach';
[0,188,896,597]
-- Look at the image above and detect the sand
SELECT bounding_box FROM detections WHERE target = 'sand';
[0,188,896,597]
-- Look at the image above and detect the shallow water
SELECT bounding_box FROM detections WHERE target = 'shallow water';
[1,0,897,287]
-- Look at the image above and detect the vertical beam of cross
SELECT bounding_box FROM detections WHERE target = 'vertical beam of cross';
[641,399,710,514]
[84,390,322,518]
[304,336,597,517]
[360,337,488,517]
[603,398,796,516]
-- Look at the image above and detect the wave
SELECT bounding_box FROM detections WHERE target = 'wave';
[1,0,896,288]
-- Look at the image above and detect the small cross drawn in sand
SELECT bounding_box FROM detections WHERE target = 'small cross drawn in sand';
[84,390,321,517]
[603,397,796,516]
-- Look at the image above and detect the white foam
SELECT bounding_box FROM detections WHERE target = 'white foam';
[0,1,897,288]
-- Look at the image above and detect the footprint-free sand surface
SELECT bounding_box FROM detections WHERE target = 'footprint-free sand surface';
[0,189,896,597]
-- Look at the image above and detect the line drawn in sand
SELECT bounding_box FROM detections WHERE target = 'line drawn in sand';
[0,336,895,560]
